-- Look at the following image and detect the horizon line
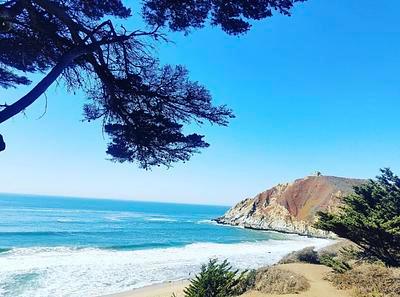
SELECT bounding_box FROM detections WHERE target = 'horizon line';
[0,191,231,208]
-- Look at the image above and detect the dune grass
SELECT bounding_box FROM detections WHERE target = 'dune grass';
[326,263,400,297]
[253,266,310,294]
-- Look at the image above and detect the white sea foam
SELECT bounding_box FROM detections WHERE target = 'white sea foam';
[196,219,217,225]
[145,217,177,222]
[104,212,145,222]
[56,218,77,223]
[0,237,333,297]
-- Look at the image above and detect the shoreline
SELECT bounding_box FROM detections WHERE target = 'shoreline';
[101,239,338,297]
[101,280,190,297]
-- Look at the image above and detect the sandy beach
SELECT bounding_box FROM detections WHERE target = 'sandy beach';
[102,263,351,297]
[101,280,189,297]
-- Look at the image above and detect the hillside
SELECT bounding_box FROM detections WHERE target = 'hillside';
[215,175,365,237]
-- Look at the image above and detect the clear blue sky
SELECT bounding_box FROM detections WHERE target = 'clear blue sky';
[1,0,400,205]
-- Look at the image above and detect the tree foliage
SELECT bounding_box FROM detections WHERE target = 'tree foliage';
[183,259,247,297]
[315,168,400,267]
[142,0,306,35]
[0,0,305,168]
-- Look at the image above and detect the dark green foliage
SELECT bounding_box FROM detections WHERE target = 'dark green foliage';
[0,0,233,168]
[0,0,306,168]
[183,259,247,297]
[143,0,306,35]
[293,247,319,264]
[316,169,400,267]
[319,254,352,273]
[0,67,30,88]
[233,269,256,295]
[337,245,365,263]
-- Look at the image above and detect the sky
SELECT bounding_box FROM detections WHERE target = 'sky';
[1,0,400,206]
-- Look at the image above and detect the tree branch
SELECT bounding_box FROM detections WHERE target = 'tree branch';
[0,38,125,124]
[0,133,5,152]
[31,0,89,42]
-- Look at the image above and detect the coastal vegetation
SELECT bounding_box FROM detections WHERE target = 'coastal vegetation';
[278,246,319,264]
[181,258,251,297]
[252,266,309,294]
[272,168,400,296]
[316,168,400,267]
[206,167,400,297]
[326,263,400,297]
[0,0,305,168]
[180,258,310,297]
[278,243,400,297]
[279,245,352,273]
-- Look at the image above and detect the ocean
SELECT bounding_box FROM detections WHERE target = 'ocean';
[0,194,331,297]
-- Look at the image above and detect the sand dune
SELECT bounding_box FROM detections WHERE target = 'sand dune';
[241,263,350,297]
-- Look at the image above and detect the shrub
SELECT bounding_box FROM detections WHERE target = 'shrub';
[317,240,358,259]
[326,263,400,297]
[253,267,310,294]
[319,254,351,273]
[183,259,247,297]
[315,169,400,267]
[278,247,319,264]
[233,269,256,295]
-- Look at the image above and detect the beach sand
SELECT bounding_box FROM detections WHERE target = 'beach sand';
[241,263,351,297]
[102,263,351,297]
[101,280,189,297]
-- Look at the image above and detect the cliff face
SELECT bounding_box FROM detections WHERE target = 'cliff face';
[215,175,365,238]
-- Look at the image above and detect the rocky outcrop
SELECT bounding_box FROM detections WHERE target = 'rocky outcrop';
[215,175,365,238]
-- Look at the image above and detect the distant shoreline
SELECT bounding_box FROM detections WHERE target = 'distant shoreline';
[212,219,336,239]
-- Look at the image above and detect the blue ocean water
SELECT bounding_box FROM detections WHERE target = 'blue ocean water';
[0,194,278,250]
[0,194,331,297]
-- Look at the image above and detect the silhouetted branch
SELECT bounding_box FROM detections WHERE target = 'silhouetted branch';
[36,92,48,120]
[0,0,303,166]
[0,133,5,152]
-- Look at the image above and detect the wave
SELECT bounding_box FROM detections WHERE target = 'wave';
[106,242,178,250]
[0,230,120,237]
[104,212,145,222]
[56,218,90,223]
[0,237,333,297]
[196,219,215,224]
[0,248,11,254]
[145,217,177,222]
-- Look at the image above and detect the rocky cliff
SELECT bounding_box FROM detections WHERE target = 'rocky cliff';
[215,175,365,238]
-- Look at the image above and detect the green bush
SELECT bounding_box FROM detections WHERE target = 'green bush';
[319,254,351,273]
[315,169,400,267]
[233,269,256,295]
[183,259,248,297]
[279,246,319,264]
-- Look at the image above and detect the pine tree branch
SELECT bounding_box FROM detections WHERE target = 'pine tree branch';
[0,37,129,124]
